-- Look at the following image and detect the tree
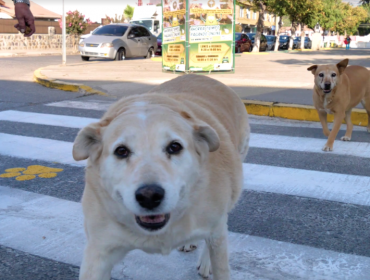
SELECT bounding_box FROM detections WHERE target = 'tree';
[236,0,267,53]
[58,10,92,36]
[334,3,367,35]
[105,13,126,24]
[282,15,291,27]
[360,0,370,4]
[124,5,135,21]
[265,0,322,50]
[252,1,267,52]
[311,0,343,37]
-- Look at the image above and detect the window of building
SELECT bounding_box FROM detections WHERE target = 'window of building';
[239,8,244,18]
[246,8,250,19]
[253,12,256,20]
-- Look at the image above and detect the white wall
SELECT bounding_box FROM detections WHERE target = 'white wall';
[0,12,12,19]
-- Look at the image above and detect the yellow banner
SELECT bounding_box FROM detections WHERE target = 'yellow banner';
[190,9,232,14]
[164,9,186,17]
[198,43,229,53]
[168,44,185,54]
[190,43,230,64]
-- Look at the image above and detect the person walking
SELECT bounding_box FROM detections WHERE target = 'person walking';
[345,35,351,50]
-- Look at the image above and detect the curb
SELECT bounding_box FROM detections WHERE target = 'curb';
[243,100,368,127]
[0,51,79,58]
[242,52,269,55]
[151,57,162,62]
[33,67,107,96]
[33,67,368,127]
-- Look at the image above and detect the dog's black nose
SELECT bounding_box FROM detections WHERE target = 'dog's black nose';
[135,184,165,210]
[324,83,331,90]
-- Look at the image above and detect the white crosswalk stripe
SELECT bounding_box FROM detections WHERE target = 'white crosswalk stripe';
[1,99,370,279]
[2,186,370,280]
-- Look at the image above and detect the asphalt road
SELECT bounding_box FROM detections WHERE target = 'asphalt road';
[1,55,370,280]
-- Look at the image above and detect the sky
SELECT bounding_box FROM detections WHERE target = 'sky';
[32,0,140,22]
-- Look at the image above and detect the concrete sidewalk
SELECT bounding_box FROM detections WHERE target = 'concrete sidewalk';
[33,49,370,126]
[0,49,78,57]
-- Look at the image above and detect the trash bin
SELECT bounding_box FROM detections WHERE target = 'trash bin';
[324,42,327,48]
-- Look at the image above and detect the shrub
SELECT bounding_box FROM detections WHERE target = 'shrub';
[58,10,92,35]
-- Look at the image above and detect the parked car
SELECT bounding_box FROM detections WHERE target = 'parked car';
[293,36,312,49]
[278,35,291,50]
[78,23,158,61]
[155,32,162,56]
[247,33,268,52]
[235,32,252,53]
[266,35,276,51]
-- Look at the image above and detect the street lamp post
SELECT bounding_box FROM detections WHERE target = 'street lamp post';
[62,0,66,65]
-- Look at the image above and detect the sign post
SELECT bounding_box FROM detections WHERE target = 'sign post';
[162,0,235,74]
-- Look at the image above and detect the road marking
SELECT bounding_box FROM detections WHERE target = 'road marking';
[249,115,366,132]
[0,165,63,181]
[1,111,370,159]
[243,164,370,206]
[0,133,85,166]
[0,132,369,205]
[46,100,113,111]
[1,186,370,280]
[250,133,370,158]
[0,110,97,129]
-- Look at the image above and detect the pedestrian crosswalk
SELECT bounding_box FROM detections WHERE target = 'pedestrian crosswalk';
[1,98,370,279]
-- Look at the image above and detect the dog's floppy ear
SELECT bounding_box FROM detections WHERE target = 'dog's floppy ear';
[180,111,220,152]
[73,121,107,161]
[307,65,318,75]
[193,124,220,152]
[337,59,349,74]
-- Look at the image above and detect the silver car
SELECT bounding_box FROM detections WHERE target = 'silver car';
[79,23,158,61]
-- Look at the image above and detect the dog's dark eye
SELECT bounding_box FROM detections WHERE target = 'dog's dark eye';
[114,146,131,158]
[166,142,183,155]
[331,73,337,77]
[319,73,324,77]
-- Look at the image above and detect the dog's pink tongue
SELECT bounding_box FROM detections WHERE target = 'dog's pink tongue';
[140,215,165,223]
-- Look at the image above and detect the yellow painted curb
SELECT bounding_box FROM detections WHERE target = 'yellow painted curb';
[243,100,368,127]
[151,57,162,62]
[242,52,269,55]
[34,67,107,96]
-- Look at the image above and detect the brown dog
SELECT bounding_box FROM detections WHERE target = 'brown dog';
[308,59,370,151]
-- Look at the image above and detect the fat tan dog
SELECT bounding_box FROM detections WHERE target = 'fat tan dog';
[308,59,370,151]
[73,74,250,280]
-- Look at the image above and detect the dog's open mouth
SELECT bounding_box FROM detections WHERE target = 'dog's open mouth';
[135,214,170,231]
[323,89,331,94]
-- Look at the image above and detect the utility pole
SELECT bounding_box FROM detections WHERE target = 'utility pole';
[62,0,66,65]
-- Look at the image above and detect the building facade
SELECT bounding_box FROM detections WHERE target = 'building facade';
[138,0,161,5]
[235,1,278,35]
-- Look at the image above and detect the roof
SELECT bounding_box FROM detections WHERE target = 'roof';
[0,0,61,19]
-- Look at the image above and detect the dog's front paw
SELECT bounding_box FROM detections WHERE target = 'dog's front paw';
[197,259,212,279]
[322,145,333,152]
[178,243,197,253]
[341,136,351,141]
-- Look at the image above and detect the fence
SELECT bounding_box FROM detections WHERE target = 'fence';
[0,33,81,51]
[0,19,100,34]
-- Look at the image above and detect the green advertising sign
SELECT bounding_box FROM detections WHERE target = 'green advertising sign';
[162,0,235,73]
